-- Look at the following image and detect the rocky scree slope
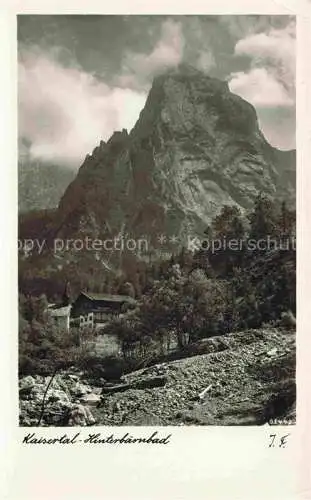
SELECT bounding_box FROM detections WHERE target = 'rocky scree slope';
[19,327,295,426]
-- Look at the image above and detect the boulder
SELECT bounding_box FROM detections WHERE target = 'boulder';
[67,404,96,426]
[47,389,70,404]
[267,347,278,357]
[19,376,36,395]
[133,375,167,390]
[70,382,92,398]
[80,393,101,407]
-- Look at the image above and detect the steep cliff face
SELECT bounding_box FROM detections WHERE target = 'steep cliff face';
[53,64,295,245]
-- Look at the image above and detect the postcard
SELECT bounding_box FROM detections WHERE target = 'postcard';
[0,1,310,499]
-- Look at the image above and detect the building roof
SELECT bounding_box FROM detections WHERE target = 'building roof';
[80,291,135,303]
[49,305,71,317]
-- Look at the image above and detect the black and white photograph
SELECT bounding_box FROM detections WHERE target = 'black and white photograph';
[18,14,296,427]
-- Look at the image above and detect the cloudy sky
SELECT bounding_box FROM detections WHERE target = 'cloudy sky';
[18,15,296,167]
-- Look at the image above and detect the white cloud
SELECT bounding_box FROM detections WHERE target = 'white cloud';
[234,21,295,93]
[117,20,185,90]
[19,20,185,165]
[229,67,294,108]
[19,17,296,165]
[231,22,296,106]
[235,27,294,63]
[195,51,215,73]
[228,21,295,148]
[19,49,147,166]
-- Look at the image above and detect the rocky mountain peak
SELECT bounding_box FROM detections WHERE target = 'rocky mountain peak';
[108,129,129,144]
[132,64,258,145]
[154,63,229,89]
[38,66,295,249]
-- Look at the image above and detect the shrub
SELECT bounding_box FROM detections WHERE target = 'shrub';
[18,321,90,376]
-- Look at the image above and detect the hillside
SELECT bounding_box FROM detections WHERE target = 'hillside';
[18,156,75,214]
[19,327,295,426]
[94,328,295,425]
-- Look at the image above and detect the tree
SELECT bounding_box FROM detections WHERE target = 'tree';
[212,205,245,241]
[117,281,135,298]
[34,294,49,323]
[22,295,36,323]
[231,267,261,329]
[248,194,278,241]
[201,205,246,275]
[278,201,296,241]
[140,278,187,349]
[182,273,232,341]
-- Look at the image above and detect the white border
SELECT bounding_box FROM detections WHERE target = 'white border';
[1,2,310,499]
